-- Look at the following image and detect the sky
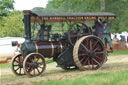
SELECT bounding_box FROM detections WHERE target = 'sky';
[14,0,48,10]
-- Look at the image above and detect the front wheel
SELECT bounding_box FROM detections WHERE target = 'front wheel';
[23,53,46,77]
[11,54,25,76]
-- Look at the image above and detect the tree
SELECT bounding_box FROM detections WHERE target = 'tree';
[0,0,14,17]
[46,0,128,32]
[100,0,105,12]
[47,0,100,13]
[0,11,24,37]
[105,0,128,32]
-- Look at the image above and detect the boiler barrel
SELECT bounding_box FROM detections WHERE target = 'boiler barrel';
[34,41,65,57]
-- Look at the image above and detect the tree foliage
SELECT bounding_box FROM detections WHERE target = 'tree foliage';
[0,0,24,37]
[105,0,128,32]
[47,0,100,12]
[0,11,24,37]
[46,0,128,33]
[0,0,14,17]
[0,0,128,38]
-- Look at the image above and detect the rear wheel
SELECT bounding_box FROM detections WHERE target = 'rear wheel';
[23,53,46,77]
[73,35,107,70]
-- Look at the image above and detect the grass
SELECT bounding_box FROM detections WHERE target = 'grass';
[34,70,128,85]
[0,63,10,69]
[45,58,54,64]
[109,50,128,56]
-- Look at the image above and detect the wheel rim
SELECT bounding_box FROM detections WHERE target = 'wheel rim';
[73,35,107,70]
[23,53,46,77]
[11,54,25,76]
[68,23,92,45]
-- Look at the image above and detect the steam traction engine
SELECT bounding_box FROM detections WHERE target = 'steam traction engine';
[11,10,116,77]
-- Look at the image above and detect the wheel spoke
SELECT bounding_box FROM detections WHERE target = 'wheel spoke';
[35,57,40,62]
[89,39,93,50]
[80,56,86,64]
[26,62,33,66]
[34,55,39,62]
[92,58,102,66]
[94,46,100,52]
[38,66,44,69]
[85,38,88,48]
[37,61,44,65]
[32,58,35,62]
[29,68,33,73]
[92,40,99,49]
[13,64,19,66]
[79,48,86,52]
[78,53,88,56]
[81,43,88,51]
[37,68,40,73]
[19,56,23,62]
[33,69,35,76]
[91,59,94,69]
[26,66,33,73]
[15,60,19,63]
[83,57,89,65]
[15,67,20,71]
[33,56,36,62]
[18,56,20,62]
[19,68,21,74]
[88,59,90,70]
[96,56,102,60]
[95,51,104,54]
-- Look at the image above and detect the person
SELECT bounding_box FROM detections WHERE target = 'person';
[112,35,119,51]
[93,19,103,39]
[102,21,113,50]
[14,43,21,56]
[127,36,128,48]
[119,35,127,49]
[120,35,125,41]
[112,35,119,43]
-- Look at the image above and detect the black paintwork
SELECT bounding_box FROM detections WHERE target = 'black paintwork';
[56,46,75,67]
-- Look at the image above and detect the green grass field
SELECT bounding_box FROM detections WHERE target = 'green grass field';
[34,70,128,85]
[109,50,128,56]
[0,63,10,69]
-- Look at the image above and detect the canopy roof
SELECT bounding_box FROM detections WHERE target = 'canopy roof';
[24,10,116,23]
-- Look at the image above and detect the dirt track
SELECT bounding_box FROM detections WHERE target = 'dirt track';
[0,54,128,85]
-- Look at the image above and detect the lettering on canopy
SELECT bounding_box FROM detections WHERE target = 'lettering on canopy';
[30,16,115,23]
